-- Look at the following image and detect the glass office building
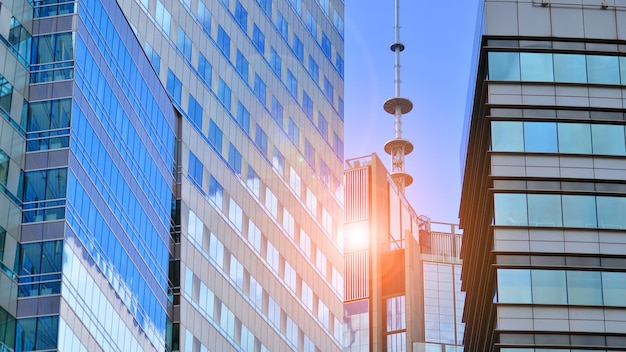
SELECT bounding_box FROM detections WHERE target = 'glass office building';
[461,0,626,350]
[0,0,344,350]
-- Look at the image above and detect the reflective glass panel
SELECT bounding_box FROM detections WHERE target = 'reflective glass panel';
[520,52,553,82]
[524,122,557,152]
[488,52,520,81]
[567,271,602,305]
[562,195,597,228]
[553,54,587,83]
[532,270,567,304]
[558,123,592,154]
[591,124,625,155]
[602,271,626,306]
[597,196,626,229]
[587,55,620,84]
[491,121,524,152]
[494,193,528,226]
[527,194,562,226]
[497,269,532,303]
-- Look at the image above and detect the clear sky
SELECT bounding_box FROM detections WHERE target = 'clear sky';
[344,0,481,224]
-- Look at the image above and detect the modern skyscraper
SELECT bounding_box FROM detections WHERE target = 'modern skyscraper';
[343,154,465,352]
[0,0,345,350]
[461,0,626,350]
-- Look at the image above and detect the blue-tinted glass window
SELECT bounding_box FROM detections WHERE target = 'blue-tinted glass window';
[562,195,597,228]
[177,26,192,62]
[494,193,527,226]
[620,57,626,84]
[321,32,331,59]
[188,94,203,128]
[567,271,602,305]
[597,196,626,229]
[304,139,315,169]
[532,270,567,304]
[254,74,266,105]
[497,269,531,303]
[0,151,8,187]
[338,97,344,121]
[587,55,620,84]
[592,124,625,155]
[524,121,557,152]
[334,11,344,38]
[252,24,265,54]
[270,47,282,76]
[228,143,242,175]
[336,52,344,77]
[488,52,520,81]
[323,76,334,103]
[255,124,268,156]
[235,1,248,31]
[271,97,283,127]
[333,132,344,160]
[209,175,224,207]
[16,316,58,351]
[306,11,317,38]
[293,35,304,62]
[557,123,591,154]
[276,12,288,39]
[520,52,553,82]
[303,92,313,120]
[236,101,250,133]
[273,147,284,174]
[198,1,211,35]
[166,69,182,104]
[318,113,328,141]
[527,194,562,226]
[22,168,67,202]
[27,99,71,132]
[491,121,523,152]
[218,78,232,110]
[290,0,302,14]
[145,43,161,72]
[553,54,587,83]
[287,70,298,98]
[288,118,300,147]
[209,119,223,153]
[308,55,319,82]
[236,50,249,81]
[198,53,212,85]
[189,151,203,186]
[217,25,231,58]
[602,272,626,306]
[32,32,74,65]
[156,0,171,34]
[258,0,271,15]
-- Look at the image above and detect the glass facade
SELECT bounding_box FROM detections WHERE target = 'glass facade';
[461,2,626,351]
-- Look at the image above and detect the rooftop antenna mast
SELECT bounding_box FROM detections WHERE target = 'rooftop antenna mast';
[383,0,413,193]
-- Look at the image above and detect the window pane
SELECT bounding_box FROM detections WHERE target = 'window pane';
[520,52,553,82]
[602,272,626,306]
[562,195,597,228]
[527,194,562,226]
[567,271,602,305]
[488,52,520,81]
[597,196,626,229]
[587,55,620,84]
[553,54,587,83]
[558,123,591,154]
[524,122,557,152]
[591,124,625,155]
[494,193,528,226]
[491,121,524,152]
[532,270,567,304]
[497,269,531,303]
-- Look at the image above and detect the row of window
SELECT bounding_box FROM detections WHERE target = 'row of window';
[492,121,626,156]
[187,161,343,293]
[488,51,626,85]
[494,193,626,229]
[497,268,626,306]
[186,209,341,349]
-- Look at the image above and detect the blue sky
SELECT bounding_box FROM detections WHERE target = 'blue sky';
[344,0,481,224]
